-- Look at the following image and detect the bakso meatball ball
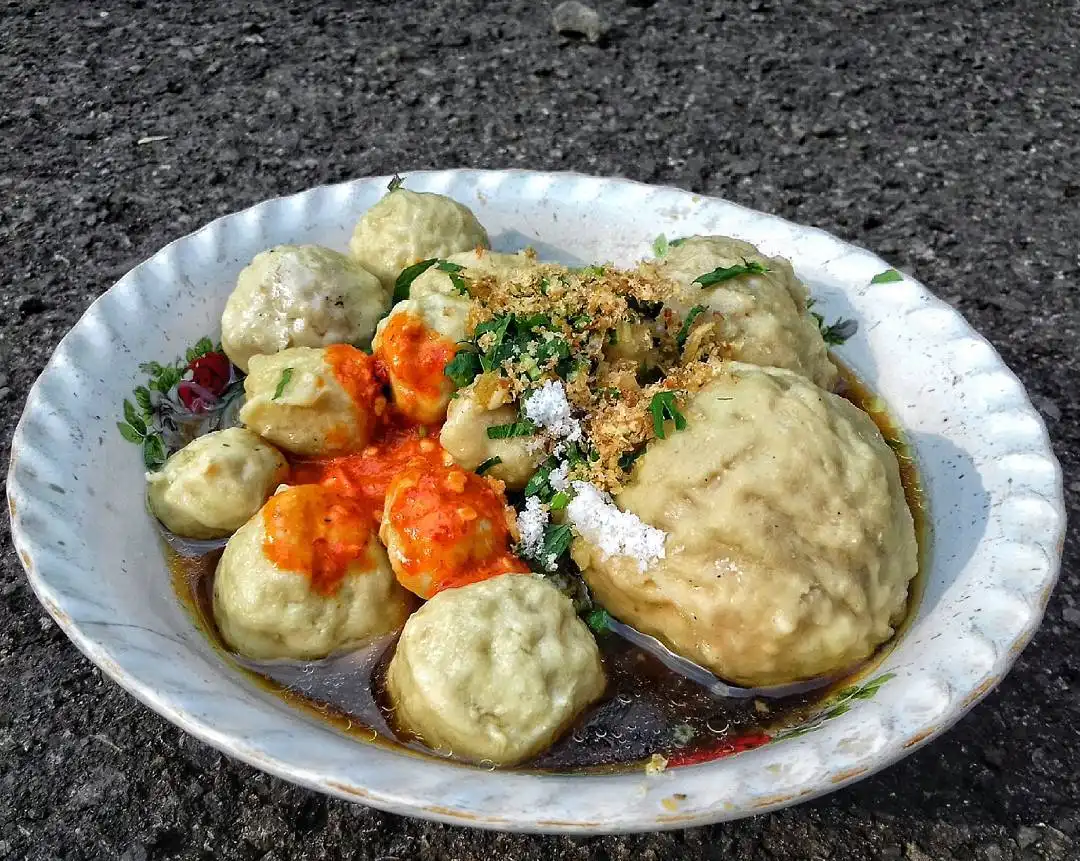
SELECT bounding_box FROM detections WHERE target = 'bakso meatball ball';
[386,574,606,765]
[349,188,489,291]
[439,378,543,489]
[373,288,470,425]
[238,345,381,457]
[380,462,528,599]
[574,362,917,688]
[408,248,539,301]
[146,427,288,539]
[221,244,388,373]
[649,236,837,390]
[213,484,415,660]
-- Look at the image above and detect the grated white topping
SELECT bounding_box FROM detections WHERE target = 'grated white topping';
[549,461,571,493]
[516,496,550,567]
[566,481,667,571]
[523,380,582,443]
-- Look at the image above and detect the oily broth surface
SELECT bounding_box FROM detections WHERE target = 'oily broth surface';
[168,365,926,772]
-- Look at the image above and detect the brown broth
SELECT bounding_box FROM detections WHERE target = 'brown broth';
[168,363,927,773]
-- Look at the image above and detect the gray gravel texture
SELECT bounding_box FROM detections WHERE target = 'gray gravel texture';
[1,0,1078,859]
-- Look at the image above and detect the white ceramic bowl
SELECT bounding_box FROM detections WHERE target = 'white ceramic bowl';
[8,170,1065,833]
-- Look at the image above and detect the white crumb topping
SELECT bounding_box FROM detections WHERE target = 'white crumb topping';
[566,481,667,571]
[549,462,570,493]
[523,380,582,443]
[516,496,550,567]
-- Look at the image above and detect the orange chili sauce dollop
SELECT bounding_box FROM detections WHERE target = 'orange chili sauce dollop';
[373,311,457,421]
[382,462,529,599]
[261,485,376,597]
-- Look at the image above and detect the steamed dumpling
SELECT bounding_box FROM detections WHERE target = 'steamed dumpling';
[146,427,288,539]
[238,345,380,456]
[213,484,415,660]
[651,236,838,389]
[349,188,489,290]
[221,244,388,373]
[439,379,542,489]
[574,362,917,687]
[386,574,606,765]
[372,288,470,424]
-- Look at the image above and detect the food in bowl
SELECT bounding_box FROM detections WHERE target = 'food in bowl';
[124,178,921,769]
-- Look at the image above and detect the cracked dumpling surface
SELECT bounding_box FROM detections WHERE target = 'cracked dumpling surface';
[574,362,917,687]
[146,427,288,539]
[349,189,489,290]
[221,244,388,373]
[213,484,415,660]
[650,235,838,389]
[238,345,381,456]
[386,574,606,765]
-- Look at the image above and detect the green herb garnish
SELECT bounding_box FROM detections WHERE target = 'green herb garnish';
[819,318,858,345]
[694,259,768,287]
[649,391,687,439]
[387,174,405,192]
[185,337,214,363]
[669,236,687,248]
[542,523,574,562]
[652,234,669,258]
[524,457,558,501]
[475,456,502,476]
[550,491,571,511]
[272,368,293,400]
[618,445,647,472]
[444,347,482,387]
[585,608,612,634]
[675,304,707,350]
[436,259,470,295]
[580,265,606,277]
[487,420,536,439]
[393,258,439,303]
[870,268,903,284]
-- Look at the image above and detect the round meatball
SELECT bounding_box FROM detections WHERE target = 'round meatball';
[213,484,415,660]
[574,362,917,687]
[373,289,470,424]
[650,236,837,390]
[238,345,380,456]
[386,574,606,765]
[146,427,287,539]
[221,244,388,373]
[379,462,527,599]
[439,379,543,489]
[349,188,489,291]
[409,248,538,301]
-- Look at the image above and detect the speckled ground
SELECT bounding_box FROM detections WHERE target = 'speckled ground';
[1,1,1078,859]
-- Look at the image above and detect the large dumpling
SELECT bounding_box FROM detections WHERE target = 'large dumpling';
[573,362,917,687]
[221,244,388,373]
[386,574,606,765]
[650,236,837,390]
[349,188,489,290]
[146,427,288,539]
[238,345,381,456]
[213,484,415,660]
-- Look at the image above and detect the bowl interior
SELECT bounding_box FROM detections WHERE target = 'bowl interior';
[8,170,1064,832]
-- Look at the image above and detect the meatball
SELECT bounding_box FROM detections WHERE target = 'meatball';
[408,248,538,301]
[386,574,606,765]
[349,188,489,291]
[221,244,388,373]
[372,290,470,424]
[439,379,543,489]
[146,427,288,539]
[379,462,527,599]
[238,345,381,457]
[574,362,917,687]
[650,235,837,390]
[213,484,415,660]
